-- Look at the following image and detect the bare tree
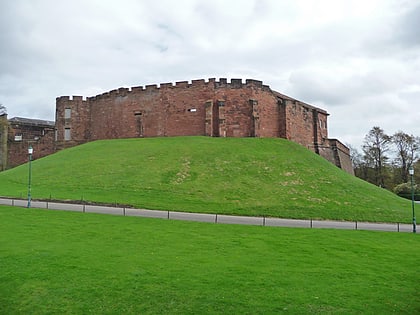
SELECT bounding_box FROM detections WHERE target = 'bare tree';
[392,131,419,182]
[346,143,362,168]
[0,104,6,115]
[347,143,370,180]
[362,127,391,187]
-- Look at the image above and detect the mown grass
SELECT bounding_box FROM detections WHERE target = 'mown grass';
[0,206,419,314]
[0,137,417,222]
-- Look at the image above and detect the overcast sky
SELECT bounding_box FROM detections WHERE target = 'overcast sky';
[1,0,419,149]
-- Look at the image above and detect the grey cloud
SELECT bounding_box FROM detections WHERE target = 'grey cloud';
[396,3,420,48]
[287,60,417,108]
[356,3,420,58]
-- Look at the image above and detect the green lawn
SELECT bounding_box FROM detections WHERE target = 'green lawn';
[0,206,419,314]
[0,137,417,222]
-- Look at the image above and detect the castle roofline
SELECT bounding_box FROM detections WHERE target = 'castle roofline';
[9,117,55,128]
[57,78,271,101]
[272,91,328,115]
[54,77,329,116]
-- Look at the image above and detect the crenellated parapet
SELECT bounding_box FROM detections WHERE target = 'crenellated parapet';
[56,95,87,103]
[57,78,272,103]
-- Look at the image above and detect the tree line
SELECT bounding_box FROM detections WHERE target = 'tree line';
[349,127,419,200]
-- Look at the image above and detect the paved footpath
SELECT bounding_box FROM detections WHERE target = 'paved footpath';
[0,197,415,233]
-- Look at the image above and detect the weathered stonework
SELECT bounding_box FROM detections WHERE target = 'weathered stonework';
[55,78,330,141]
[3,78,353,174]
[4,117,55,168]
[0,114,8,171]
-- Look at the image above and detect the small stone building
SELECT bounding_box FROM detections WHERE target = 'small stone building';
[0,116,55,169]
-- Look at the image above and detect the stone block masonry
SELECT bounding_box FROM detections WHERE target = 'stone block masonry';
[0,114,8,171]
[3,116,55,169]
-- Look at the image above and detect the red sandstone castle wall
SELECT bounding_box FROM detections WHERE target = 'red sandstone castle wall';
[86,80,214,139]
[283,100,328,151]
[52,78,353,174]
[55,78,286,143]
[163,79,213,136]
[0,79,353,174]
[243,81,282,138]
[214,79,254,137]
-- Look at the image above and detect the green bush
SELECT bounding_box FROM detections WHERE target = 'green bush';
[394,182,419,200]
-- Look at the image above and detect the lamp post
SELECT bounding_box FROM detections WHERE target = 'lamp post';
[409,165,416,233]
[27,145,33,208]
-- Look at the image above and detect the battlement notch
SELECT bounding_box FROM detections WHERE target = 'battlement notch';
[145,84,158,92]
[160,83,174,89]
[191,79,206,86]
[175,81,189,88]
[231,78,243,88]
[245,79,263,88]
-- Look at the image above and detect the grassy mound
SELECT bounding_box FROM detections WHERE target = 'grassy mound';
[0,137,416,222]
[1,206,419,314]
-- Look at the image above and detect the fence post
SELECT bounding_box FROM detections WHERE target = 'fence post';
[355,221,358,230]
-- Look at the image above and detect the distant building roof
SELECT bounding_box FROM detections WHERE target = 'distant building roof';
[9,117,55,128]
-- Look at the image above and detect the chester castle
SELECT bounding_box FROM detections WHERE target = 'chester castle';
[0,78,353,174]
